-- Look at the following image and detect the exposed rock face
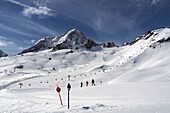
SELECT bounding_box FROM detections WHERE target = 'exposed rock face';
[19,37,54,54]
[101,42,116,48]
[52,29,98,51]
[0,50,8,57]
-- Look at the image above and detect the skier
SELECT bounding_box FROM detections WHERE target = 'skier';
[100,81,102,85]
[92,79,95,86]
[86,81,88,87]
[80,82,83,87]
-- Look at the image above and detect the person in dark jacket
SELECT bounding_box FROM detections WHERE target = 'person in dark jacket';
[86,81,88,87]
[92,79,95,86]
[80,82,83,87]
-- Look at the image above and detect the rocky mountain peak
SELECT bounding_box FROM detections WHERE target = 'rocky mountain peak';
[19,29,99,54]
[52,29,98,51]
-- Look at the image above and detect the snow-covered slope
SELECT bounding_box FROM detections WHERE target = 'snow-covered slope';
[1,27,170,113]
[107,27,170,83]
[0,50,8,57]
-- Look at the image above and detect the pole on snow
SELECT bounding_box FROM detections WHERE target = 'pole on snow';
[67,83,71,109]
[56,85,63,106]
[59,92,63,106]
[67,75,71,109]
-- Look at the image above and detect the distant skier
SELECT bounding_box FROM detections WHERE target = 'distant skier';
[86,81,88,87]
[100,81,102,85]
[92,79,95,86]
[80,82,83,87]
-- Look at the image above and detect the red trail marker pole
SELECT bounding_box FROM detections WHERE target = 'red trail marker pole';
[56,85,63,106]
[58,92,63,105]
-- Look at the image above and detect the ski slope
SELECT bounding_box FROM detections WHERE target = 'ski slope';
[0,27,170,113]
[1,82,170,113]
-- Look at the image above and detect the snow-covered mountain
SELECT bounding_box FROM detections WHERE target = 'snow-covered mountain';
[19,29,116,55]
[52,29,98,51]
[1,27,170,113]
[123,26,170,46]
[0,50,8,57]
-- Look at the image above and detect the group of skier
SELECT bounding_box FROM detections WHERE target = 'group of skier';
[80,79,95,87]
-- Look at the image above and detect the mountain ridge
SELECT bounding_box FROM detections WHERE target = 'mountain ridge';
[123,26,170,46]
[19,29,117,54]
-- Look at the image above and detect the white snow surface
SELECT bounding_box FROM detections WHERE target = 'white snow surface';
[1,28,170,113]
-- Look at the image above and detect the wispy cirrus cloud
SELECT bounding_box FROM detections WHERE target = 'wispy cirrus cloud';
[135,0,162,6]
[150,0,161,5]
[0,13,58,36]
[17,17,58,35]
[5,0,28,7]
[0,36,15,47]
[0,23,34,37]
[6,0,56,18]
[0,35,26,55]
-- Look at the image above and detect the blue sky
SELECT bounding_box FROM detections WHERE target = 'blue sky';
[0,0,170,55]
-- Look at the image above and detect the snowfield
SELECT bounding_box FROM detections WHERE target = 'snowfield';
[1,27,170,113]
[1,83,170,113]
